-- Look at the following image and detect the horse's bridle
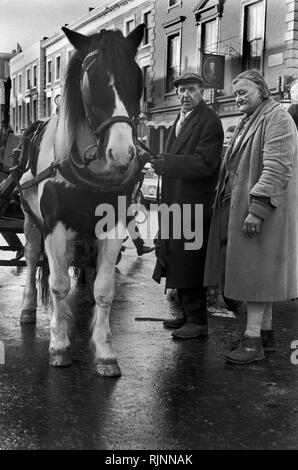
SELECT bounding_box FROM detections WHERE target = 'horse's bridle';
[75,47,138,168]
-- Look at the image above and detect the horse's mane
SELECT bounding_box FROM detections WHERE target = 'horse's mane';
[58,29,142,161]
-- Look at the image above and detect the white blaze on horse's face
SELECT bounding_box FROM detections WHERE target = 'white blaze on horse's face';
[106,75,136,173]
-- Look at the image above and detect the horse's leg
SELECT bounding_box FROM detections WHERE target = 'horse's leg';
[45,222,74,366]
[21,213,41,324]
[92,220,126,377]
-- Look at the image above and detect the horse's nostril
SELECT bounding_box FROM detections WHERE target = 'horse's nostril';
[129,145,136,161]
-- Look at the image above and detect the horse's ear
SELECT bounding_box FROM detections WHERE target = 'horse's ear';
[62,27,91,56]
[126,24,145,55]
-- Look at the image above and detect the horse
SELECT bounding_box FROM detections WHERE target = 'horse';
[19,24,146,377]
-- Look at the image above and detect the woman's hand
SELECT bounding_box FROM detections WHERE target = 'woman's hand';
[243,213,263,237]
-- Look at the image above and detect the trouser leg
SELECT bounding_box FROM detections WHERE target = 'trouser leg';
[177,286,207,325]
[127,215,144,251]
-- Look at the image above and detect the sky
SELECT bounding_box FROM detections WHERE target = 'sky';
[0,0,104,52]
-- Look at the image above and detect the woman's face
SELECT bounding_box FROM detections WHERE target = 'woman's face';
[233,78,264,115]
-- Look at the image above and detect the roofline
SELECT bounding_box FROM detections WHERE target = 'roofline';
[41,0,135,48]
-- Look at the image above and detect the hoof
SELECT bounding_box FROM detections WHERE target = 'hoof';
[49,348,72,367]
[95,359,122,377]
[20,309,36,324]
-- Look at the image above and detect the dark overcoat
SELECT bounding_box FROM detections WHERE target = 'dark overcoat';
[152,99,224,288]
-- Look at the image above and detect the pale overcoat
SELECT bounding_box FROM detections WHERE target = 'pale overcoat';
[204,98,298,301]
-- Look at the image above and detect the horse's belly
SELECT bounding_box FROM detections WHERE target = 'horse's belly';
[40,180,122,238]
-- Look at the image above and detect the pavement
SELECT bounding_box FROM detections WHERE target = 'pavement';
[0,209,298,450]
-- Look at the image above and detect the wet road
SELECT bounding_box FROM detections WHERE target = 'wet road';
[1,209,298,450]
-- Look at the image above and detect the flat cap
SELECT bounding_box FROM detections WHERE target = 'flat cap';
[173,72,204,88]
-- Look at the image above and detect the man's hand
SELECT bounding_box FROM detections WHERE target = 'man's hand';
[243,213,263,238]
[138,149,152,164]
[150,155,165,175]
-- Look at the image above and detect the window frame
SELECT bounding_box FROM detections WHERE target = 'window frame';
[47,59,52,85]
[26,68,31,91]
[32,98,38,122]
[32,64,37,88]
[18,73,22,94]
[141,8,152,47]
[165,28,182,95]
[240,0,266,73]
[55,54,61,81]
[168,0,181,11]
[123,16,135,37]
[12,76,16,96]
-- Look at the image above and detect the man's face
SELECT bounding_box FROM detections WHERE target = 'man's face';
[233,78,263,115]
[210,62,215,72]
[177,83,203,112]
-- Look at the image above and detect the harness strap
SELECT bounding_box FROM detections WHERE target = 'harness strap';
[10,168,44,232]
[95,116,137,138]
[21,163,58,190]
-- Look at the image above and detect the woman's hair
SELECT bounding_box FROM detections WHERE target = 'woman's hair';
[232,70,271,99]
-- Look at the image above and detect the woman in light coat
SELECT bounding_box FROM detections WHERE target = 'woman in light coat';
[204,70,298,364]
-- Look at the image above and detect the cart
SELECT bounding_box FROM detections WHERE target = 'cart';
[0,133,25,267]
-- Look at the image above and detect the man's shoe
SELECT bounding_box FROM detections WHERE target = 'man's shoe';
[171,322,208,339]
[225,335,265,364]
[163,316,185,329]
[261,329,276,352]
[137,245,155,256]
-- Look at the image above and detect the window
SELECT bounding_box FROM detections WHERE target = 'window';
[202,19,218,54]
[47,60,52,84]
[47,96,51,116]
[18,74,22,93]
[26,69,31,90]
[18,104,22,130]
[166,33,180,93]
[243,1,264,71]
[33,65,37,87]
[142,65,150,104]
[169,0,179,6]
[26,102,30,126]
[143,11,151,45]
[55,56,61,80]
[12,77,16,96]
[125,18,135,36]
[32,99,37,122]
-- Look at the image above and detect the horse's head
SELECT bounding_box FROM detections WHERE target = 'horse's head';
[61,25,145,180]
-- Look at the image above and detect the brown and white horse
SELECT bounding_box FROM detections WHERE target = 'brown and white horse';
[19,25,145,377]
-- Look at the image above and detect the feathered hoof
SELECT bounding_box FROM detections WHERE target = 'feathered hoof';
[95,359,122,377]
[49,348,72,367]
[20,309,36,324]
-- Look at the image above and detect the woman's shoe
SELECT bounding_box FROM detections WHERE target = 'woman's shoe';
[225,335,265,364]
[229,330,276,352]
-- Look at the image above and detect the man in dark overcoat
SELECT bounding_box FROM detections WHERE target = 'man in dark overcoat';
[150,72,223,339]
